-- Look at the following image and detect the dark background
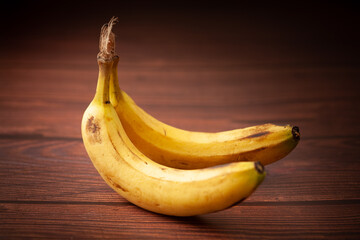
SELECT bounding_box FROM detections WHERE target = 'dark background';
[0,1,359,239]
[1,1,359,70]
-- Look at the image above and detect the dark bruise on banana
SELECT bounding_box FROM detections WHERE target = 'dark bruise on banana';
[244,131,270,139]
[86,116,102,144]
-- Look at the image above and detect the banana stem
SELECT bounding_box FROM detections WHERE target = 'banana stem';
[110,55,121,107]
[93,17,118,104]
[93,59,113,104]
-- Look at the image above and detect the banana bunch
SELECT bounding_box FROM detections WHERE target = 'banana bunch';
[81,18,300,216]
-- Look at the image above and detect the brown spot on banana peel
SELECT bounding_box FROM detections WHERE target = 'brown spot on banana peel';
[244,131,270,139]
[170,159,189,167]
[86,116,102,144]
[179,162,189,166]
[105,175,129,192]
[224,130,270,143]
[86,116,98,133]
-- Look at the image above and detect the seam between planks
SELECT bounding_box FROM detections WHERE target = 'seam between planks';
[0,199,359,206]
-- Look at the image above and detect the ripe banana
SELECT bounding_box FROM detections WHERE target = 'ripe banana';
[109,57,300,169]
[81,55,266,216]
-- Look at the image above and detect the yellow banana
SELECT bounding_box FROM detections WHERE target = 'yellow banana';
[109,57,300,169]
[81,55,266,216]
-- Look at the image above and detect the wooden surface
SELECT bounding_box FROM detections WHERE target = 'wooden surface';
[1,2,359,239]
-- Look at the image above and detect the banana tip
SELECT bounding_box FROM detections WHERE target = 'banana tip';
[254,161,264,174]
[292,126,300,141]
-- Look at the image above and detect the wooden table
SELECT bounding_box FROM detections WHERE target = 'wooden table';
[1,2,359,239]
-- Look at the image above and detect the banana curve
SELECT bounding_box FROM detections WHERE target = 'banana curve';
[82,58,266,216]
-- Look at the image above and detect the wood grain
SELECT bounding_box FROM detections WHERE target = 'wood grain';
[1,203,359,239]
[0,2,359,239]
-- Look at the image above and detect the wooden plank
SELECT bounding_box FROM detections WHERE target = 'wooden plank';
[1,202,359,239]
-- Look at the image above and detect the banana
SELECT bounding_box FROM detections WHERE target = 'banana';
[81,54,266,216]
[109,57,300,169]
